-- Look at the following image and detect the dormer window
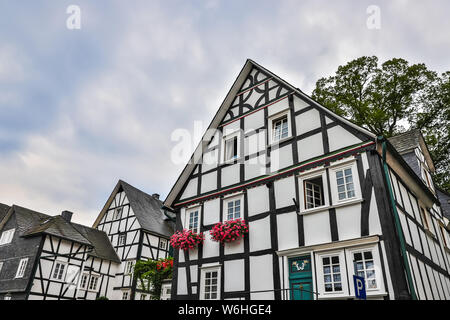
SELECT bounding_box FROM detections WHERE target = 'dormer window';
[0,229,15,245]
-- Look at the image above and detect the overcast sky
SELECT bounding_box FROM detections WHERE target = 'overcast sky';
[1,0,449,226]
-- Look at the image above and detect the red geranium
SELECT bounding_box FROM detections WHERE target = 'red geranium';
[210,218,249,244]
[156,257,174,271]
[170,229,204,251]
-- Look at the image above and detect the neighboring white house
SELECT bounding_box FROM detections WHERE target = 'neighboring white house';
[163,59,450,300]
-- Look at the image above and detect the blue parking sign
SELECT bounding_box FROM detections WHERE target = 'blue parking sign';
[353,275,366,300]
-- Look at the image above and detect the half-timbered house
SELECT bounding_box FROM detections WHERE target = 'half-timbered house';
[92,180,175,300]
[0,205,120,300]
[164,59,450,300]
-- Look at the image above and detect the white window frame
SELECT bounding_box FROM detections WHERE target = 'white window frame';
[223,194,244,221]
[79,273,89,290]
[118,233,126,246]
[268,109,291,145]
[346,244,385,296]
[88,274,100,292]
[329,161,361,205]
[199,266,221,300]
[122,290,130,300]
[51,261,68,281]
[221,130,241,164]
[420,207,433,234]
[15,258,28,279]
[0,228,15,245]
[113,207,123,220]
[298,170,330,214]
[124,260,134,274]
[186,207,201,234]
[160,283,172,300]
[159,239,167,250]
[316,250,348,298]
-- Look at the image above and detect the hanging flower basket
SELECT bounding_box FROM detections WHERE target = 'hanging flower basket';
[170,229,204,251]
[210,218,249,244]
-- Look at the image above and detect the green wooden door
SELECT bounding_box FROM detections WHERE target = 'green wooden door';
[288,255,313,300]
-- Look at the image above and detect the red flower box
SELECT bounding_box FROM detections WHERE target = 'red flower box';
[210,218,249,244]
[170,229,204,251]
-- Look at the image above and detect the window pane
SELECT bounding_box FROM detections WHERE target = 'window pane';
[331,256,339,264]
[323,257,330,265]
[323,266,331,274]
[325,284,333,292]
[364,251,373,260]
[354,253,362,261]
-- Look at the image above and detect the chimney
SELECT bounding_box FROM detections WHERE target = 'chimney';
[152,193,160,200]
[61,210,73,222]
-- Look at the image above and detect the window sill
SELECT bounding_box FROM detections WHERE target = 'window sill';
[269,136,293,148]
[221,157,242,166]
[298,198,363,215]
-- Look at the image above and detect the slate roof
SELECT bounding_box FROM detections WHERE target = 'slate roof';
[5,205,119,262]
[119,180,174,237]
[0,203,10,222]
[437,188,450,220]
[388,129,422,154]
[71,223,121,263]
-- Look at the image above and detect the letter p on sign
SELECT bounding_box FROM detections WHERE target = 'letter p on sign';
[353,275,366,300]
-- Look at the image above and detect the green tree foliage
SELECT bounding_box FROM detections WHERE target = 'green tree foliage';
[133,257,173,300]
[312,56,449,192]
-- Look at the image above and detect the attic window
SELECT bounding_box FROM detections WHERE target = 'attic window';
[272,115,289,142]
[224,136,238,161]
[114,207,123,220]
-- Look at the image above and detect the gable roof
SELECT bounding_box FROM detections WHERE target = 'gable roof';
[93,180,174,238]
[388,129,435,172]
[1,205,119,263]
[164,59,376,208]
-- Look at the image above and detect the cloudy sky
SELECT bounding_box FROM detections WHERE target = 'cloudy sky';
[1,0,449,225]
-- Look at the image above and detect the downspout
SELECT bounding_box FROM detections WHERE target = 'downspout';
[378,136,417,300]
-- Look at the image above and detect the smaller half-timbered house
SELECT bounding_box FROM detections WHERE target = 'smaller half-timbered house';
[92,180,175,300]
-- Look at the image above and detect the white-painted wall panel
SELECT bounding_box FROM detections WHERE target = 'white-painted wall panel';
[327,125,361,152]
[297,133,323,162]
[247,186,270,216]
[303,211,331,246]
[222,164,240,187]
[277,211,298,250]
[224,259,245,292]
[295,109,321,136]
[249,217,271,252]
[250,255,274,300]
[274,176,296,209]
